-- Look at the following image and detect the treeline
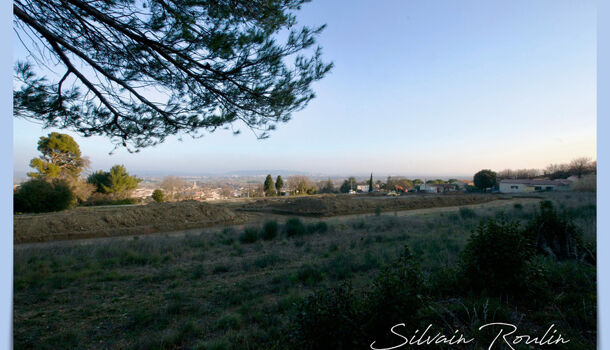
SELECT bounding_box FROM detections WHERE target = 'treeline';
[498,157,596,180]
[257,174,465,197]
[14,133,141,213]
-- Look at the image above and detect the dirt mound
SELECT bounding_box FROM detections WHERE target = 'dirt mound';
[14,201,245,244]
[241,193,496,216]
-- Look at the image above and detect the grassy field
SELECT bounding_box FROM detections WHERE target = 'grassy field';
[13,192,596,349]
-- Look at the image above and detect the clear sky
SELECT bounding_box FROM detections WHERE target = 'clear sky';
[13,0,597,177]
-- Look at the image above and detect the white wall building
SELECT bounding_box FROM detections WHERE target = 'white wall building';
[499,179,571,193]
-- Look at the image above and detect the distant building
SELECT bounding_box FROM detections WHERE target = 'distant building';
[356,184,370,192]
[499,179,571,193]
[419,183,459,193]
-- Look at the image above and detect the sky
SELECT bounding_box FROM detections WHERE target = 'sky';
[12,0,597,177]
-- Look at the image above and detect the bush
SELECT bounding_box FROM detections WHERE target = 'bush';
[513,203,523,210]
[14,179,74,213]
[284,218,306,237]
[261,221,278,240]
[296,264,324,286]
[83,193,140,206]
[306,221,329,234]
[293,247,424,349]
[524,200,586,261]
[459,207,477,219]
[151,189,164,203]
[363,246,424,338]
[239,227,259,244]
[293,284,363,348]
[460,216,534,297]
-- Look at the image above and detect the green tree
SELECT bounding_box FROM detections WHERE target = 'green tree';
[14,0,332,149]
[275,175,284,194]
[369,173,374,192]
[87,170,111,193]
[264,174,276,196]
[14,178,74,213]
[103,165,141,197]
[88,165,141,198]
[340,177,357,193]
[473,169,497,190]
[28,132,88,180]
[151,189,164,203]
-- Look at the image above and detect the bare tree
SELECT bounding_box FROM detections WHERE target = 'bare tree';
[159,175,187,200]
[569,157,593,179]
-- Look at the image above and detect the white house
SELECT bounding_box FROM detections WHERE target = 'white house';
[356,184,370,192]
[499,179,571,193]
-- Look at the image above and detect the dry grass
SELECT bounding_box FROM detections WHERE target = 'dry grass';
[13,192,596,349]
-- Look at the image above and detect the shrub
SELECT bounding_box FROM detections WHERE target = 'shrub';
[216,312,241,330]
[296,264,324,286]
[239,227,259,244]
[523,200,586,261]
[14,178,74,213]
[375,206,381,216]
[314,221,329,233]
[284,218,306,237]
[293,284,364,348]
[305,221,329,234]
[363,246,424,337]
[151,189,164,202]
[459,207,477,219]
[513,203,523,210]
[83,193,140,206]
[261,221,278,240]
[293,246,424,349]
[460,216,534,297]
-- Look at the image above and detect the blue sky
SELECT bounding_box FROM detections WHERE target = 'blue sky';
[13,0,596,177]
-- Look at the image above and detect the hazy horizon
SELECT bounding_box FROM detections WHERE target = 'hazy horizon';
[13,0,597,176]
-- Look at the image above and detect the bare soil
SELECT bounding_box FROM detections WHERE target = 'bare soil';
[14,200,245,244]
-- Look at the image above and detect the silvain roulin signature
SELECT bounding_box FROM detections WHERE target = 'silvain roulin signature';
[370,323,570,350]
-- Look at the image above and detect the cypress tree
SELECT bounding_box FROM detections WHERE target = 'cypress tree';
[264,174,276,196]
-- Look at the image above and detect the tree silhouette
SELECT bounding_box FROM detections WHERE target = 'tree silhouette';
[13,0,332,149]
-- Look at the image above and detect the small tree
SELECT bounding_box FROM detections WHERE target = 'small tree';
[264,174,276,196]
[369,173,374,192]
[339,180,352,193]
[473,169,497,190]
[275,175,284,195]
[152,189,164,203]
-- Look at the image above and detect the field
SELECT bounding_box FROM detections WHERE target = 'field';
[13,192,596,349]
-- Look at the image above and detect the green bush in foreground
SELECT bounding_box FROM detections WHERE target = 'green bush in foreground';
[14,178,74,213]
[239,227,259,244]
[284,218,306,236]
[261,221,279,240]
[460,216,533,298]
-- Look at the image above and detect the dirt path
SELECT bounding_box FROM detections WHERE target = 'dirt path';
[14,197,541,250]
